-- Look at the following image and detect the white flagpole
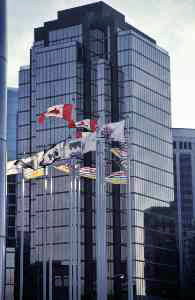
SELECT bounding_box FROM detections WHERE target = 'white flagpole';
[96,59,107,300]
[69,164,73,300]
[76,162,81,300]
[126,117,134,300]
[49,167,53,300]
[19,170,25,300]
[43,166,48,300]
[72,161,77,300]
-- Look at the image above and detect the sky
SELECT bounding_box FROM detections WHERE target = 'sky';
[8,0,195,128]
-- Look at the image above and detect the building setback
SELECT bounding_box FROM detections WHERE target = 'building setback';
[16,2,177,299]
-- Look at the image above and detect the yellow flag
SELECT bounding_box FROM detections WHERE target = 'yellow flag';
[23,168,44,180]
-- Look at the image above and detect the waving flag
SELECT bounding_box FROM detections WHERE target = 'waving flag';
[80,167,96,179]
[100,120,125,142]
[40,139,84,166]
[69,119,97,132]
[6,151,44,175]
[54,164,71,174]
[105,171,128,184]
[37,104,75,125]
[23,168,45,180]
[111,147,128,171]
[7,160,23,175]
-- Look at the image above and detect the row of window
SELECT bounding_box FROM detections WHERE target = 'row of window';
[49,25,82,42]
[133,145,173,174]
[122,81,171,112]
[131,114,172,147]
[36,62,77,83]
[118,50,170,83]
[173,141,192,150]
[36,44,77,67]
[118,31,170,69]
[130,97,171,127]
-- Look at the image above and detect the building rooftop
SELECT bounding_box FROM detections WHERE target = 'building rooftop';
[34,1,156,45]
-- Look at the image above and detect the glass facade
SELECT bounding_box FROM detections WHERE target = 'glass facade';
[117,30,176,299]
[16,2,177,299]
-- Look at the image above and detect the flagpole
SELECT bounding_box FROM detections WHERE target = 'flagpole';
[49,167,53,300]
[19,170,25,300]
[126,116,134,300]
[96,59,107,300]
[76,162,81,300]
[69,164,73,300]
[43,166,48,300]
[72,160,78,300]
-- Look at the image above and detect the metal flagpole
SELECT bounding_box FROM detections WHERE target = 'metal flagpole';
[43,166,48,300]
[126,116,134,300]
[49,167,53,300]
[76,163,81,300]
[69,164,73,300]
[96,59,107,300]
[72,161,78,300]
[19,170,25,300]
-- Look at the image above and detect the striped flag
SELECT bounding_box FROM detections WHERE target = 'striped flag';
[80,167,96,179]
[105,171,128,184]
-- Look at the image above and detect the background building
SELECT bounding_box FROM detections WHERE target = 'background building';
[5,88,18,300]
[16,2,176,299]
[172,128,195,297]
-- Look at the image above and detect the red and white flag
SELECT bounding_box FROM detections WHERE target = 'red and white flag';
[68,119,96,132]
[37,104,75,125]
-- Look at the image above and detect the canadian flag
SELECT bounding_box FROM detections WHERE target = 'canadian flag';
[68,119,97,132]
[37,104,75,125]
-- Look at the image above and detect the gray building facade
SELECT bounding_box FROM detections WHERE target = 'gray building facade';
[0,0,7,299]
[172,128,195,297]
[17,2,176,299]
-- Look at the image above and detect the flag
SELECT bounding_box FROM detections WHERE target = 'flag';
[100,120,125,142]
[54,165,96,179]
[37,104,75,125]
[7,160,22,175]
[80,167,96,179]
[82,132,96,153]
[23,168,45,180]
[111,147,128,171]
[7,152,44,175]
[69,119,97,132]
[105,171,128,184]
[40,139,84,166]
[54,164,71,174]
[111,147,127,159]
[40,141,67,166]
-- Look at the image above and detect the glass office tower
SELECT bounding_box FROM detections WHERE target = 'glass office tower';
[17,2,177,299]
